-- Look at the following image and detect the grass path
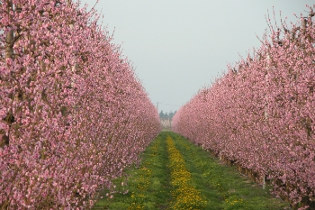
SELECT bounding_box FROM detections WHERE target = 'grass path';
[93,132,290,209]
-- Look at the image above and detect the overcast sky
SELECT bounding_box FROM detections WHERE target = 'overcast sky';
[78,0,311,113]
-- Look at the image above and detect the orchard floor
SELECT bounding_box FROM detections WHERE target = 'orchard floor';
[93,132,290,210]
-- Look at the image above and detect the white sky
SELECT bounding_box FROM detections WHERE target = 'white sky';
[78,0,312,113]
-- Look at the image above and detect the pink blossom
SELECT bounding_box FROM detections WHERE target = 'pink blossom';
[173,4,314,208]
[0,0,160,209]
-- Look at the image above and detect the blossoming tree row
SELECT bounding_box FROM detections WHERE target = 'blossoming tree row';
[0,0,160,208]
[173,5,314,207]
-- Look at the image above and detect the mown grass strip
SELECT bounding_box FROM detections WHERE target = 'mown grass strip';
[166,136,207,209]
[93,132,290,209]
[169,132,290,210]
[92,133,171,209]
[128,165,152,209]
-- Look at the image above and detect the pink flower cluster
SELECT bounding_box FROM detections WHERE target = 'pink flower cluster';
[173,5,314,207]
[0,0,160,209]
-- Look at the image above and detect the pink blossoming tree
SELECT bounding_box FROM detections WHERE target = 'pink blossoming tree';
[173,5,314,208]
[0,0,160,208]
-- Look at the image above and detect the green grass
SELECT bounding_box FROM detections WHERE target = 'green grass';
[93,131,290,209]
[169,132,290,210]
[93,132,172,209]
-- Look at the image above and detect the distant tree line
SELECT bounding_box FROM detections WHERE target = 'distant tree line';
[159,111,176,120]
